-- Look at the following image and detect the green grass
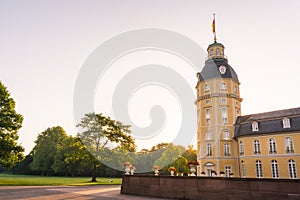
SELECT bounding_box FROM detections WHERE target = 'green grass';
[0,174,122,186]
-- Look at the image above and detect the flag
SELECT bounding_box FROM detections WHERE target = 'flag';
[212,18,215,33]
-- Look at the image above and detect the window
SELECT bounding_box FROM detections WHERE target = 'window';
[206,131,213,140]
[209,49,214,56]
[221,98,226,104]
[283,118,291,128]
[220,82,227,90]
[240,141,244,155]
[271,160,279,178]
[236,109,240,116]
[252,121,259,131]
[285,137,294,153]
[234,85,238,93]
[288,159,297,179]
[224,143,230,156]
[223,130,230,140]
[204,84,210,92]
[269,138,277,154]
[205,109,211,124]
[254,140,261,154]
[225,166,231,177]
[205,99,210,104]
[216,48,220,56]
[222,108,228,123]
[207,143,212,156]
[256,160,263,178]
[241,161,246,177]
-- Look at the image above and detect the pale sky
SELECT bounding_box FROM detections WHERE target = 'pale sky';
[1,0,300,154]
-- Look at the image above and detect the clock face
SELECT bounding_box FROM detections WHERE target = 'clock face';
[219,65,227,74]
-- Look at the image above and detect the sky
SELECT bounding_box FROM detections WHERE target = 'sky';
[1,0,300,154]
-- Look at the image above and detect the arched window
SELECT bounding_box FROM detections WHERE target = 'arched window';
[234,85,238,93]
[288,160,297,179]
[256,160,263,178]
[205,108,211,124]
[206,130,213,140]
[204,84,210,92]
[207,143,212,156]
[223,130,230,140]
[220,82,227,90]
[254,139,261,154]
[269,138,277,154]
[221,108,228,123]
[271,160,279,178]
[216,48,220,56]
[224,143,230,156]
[239,141,244,155]
[241,160,246,177]
[285,137,294,153]
[209,49,214,57]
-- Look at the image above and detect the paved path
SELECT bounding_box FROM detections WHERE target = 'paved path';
[0,185,171,200]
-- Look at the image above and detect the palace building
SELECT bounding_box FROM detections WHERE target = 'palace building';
[195,17,299,179]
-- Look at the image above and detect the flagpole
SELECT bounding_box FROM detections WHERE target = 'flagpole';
[213,13,217,42]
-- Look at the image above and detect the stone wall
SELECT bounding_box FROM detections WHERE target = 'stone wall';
[121,175,300,200]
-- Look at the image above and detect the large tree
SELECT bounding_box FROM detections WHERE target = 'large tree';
[154,143,184,170]
[52,136,93,176]
[77,113,136,182]
[0,81,24,168]
[30,126,67,175]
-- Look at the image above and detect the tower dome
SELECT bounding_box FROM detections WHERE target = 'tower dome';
[198,42,239,83]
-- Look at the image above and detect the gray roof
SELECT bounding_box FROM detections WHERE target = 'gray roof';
[199,59,239,83]
[234,107,300,138]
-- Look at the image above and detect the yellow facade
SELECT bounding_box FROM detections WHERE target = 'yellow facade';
[196,42,242,177]
[238,132,300,179]
[196,40,299,179]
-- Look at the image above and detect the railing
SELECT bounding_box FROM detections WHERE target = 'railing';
[205,54,228,62]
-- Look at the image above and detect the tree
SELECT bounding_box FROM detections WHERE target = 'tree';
[12,151,39,175]
[150,143,169,152]
[172,156,189,174]
[154,143,183,170]
[0,81,24,168]
[52,136,93,176]
[182,145,197,162]
[77,113,136,182]
[30,126,67,175]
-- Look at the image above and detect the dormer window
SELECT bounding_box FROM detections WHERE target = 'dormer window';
[252,121,259,131]
[283,118,291,128]
[204,84,210,92]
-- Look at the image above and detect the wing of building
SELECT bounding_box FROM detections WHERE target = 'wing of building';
[234,107,300,179]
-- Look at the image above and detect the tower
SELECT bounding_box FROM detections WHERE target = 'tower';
[195,19,242,177]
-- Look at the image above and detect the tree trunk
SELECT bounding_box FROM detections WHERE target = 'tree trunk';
[91,162,97,182]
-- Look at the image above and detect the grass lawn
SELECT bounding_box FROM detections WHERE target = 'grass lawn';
[0,174,122,186]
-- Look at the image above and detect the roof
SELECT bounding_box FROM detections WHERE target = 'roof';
[198,59,239,82]
[234,107,300,138]
[207,42,224,50]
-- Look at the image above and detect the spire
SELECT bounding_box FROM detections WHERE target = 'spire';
[212,13,217,42]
